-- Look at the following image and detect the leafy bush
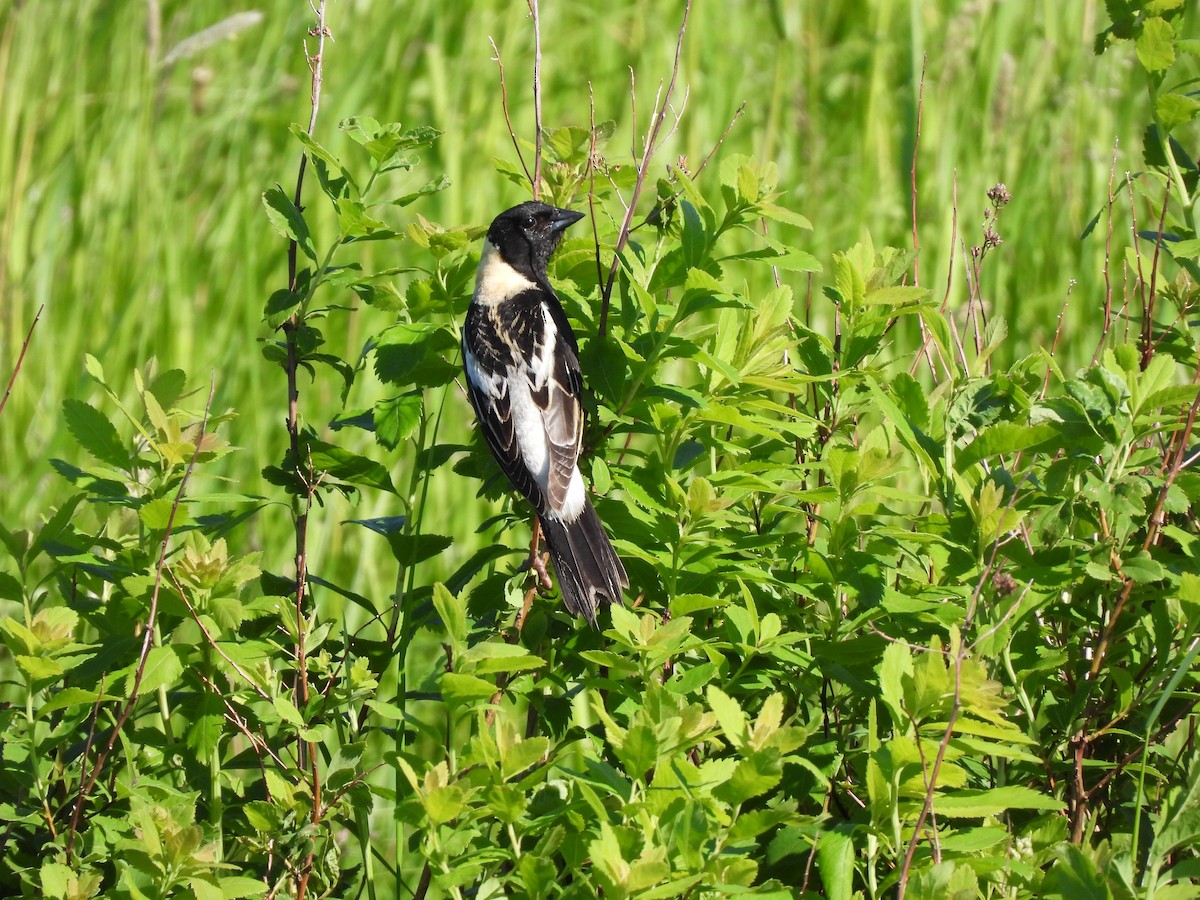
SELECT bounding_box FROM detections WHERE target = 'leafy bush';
[2,2,1199,898]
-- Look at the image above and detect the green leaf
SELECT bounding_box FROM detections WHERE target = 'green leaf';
[262,186,316,261]
[863,285,929,307]
[138,496,187,530]
[1137,16,1175,72]
[441,672,496,706]
[464,650,545,676]
[384,532,453,566]
[934,785,1062,818]
[707,685,748,750]
[132,646,183,696]
[714,750,783,804]
[39,862,74,899]
[616,724,659,777]
[500,736,549,780]
[1157,92,1200,131]
[62,399,128,468]
[17,655,63,681]
[957,423,1060,471]
[1149,761,1200,865]
[759,203,813,230]
[186,693,224,760]
[816,828,854,900]
[373,393,423,450]
[39,687,117,716]
[273,695,305,727]
[217,876,268,898]
[305,439,397,493]
[1122,552,1165,583]
[390,174,450,207]
[373,321,460,387]
[432,582,467,647]
[423,784,466,824]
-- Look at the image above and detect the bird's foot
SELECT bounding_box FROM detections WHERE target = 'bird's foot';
[528,551,554,592]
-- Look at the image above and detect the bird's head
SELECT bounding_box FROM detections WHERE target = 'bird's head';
[485,201,585,283]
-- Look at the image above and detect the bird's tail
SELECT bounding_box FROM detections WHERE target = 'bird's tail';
[540,500,628,627]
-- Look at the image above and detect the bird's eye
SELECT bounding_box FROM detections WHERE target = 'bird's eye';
[524,215,536,229]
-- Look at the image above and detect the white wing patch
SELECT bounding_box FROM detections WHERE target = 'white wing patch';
[463,344,505,403]
[511,308,582,518]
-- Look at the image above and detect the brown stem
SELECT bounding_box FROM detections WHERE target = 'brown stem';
[66,377,216,860]
[598,0,692,337]
[489,38,534,190]
[0,302,42,419]
[1093,141,1121,364]
[910,54,926,287]
[285,6,328,897]
[526,0,543,198]
[1140,180,1171,370]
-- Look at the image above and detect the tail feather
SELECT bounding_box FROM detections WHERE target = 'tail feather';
[540,500,628,627]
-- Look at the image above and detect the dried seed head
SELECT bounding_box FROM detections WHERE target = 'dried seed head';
[992,571,1018,596]
[987,183,1012,207]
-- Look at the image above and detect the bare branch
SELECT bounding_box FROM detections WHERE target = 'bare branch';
[527,0,543,198]
[599,0,693,336]
[0,303,42,419]
[489,37,535,190]
[67,375,217,860]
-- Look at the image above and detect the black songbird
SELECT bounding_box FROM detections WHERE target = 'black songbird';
[461,201,628,626]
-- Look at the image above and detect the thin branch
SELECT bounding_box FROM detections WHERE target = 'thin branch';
[1141,179,1171,370]
[910,54,927,286]
[169,566,272,700]
[1040,280,1075,399]
[588,82,605,293]
[283,6,329,897]
[0,303,42,419]
[489,37,534,190]
[66,376,217,860]
[598,0,692,337]
[910,171,957,379]
[1093,141,1121,363]
[526,0,543,198]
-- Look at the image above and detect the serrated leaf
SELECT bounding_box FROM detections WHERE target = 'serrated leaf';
[273,695,305,727]
[441,672,496,706]
[138,496,188,530]
[132,646,183,696]
[262,187,316,261]
[39,687,118,716]
[305,440,396,493]
[218,876,268,898]
[957,423,1060,471]
[373,393,422,450]
[186,693,224,760]
[707,685,748,750]
[500,736,550,780]
[934,785,1062,818]
[816,829,854,900]
[1122,552,1165,583]
[17,655,63,681]
[1137,16,1175,72]
[63,399,128,468]
[432,582,467,647]
[863,285,929,307]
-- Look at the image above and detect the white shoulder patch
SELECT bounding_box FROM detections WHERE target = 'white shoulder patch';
[474,239,536,304]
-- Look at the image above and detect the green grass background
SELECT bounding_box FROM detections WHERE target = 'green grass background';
[0,0,1169,601]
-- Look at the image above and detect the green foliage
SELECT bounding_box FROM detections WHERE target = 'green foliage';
[2,2,1200,898]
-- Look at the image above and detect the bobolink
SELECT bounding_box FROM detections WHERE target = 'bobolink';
[462,201,628,626]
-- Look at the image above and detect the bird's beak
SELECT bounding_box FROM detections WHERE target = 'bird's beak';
[549,208,586,233]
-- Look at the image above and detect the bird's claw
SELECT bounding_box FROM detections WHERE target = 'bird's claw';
[529,552,554,592]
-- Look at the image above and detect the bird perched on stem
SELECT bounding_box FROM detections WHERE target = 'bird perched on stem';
[461,201,628,626]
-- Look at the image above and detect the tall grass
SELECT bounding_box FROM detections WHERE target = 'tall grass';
[0,0,1177,602]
